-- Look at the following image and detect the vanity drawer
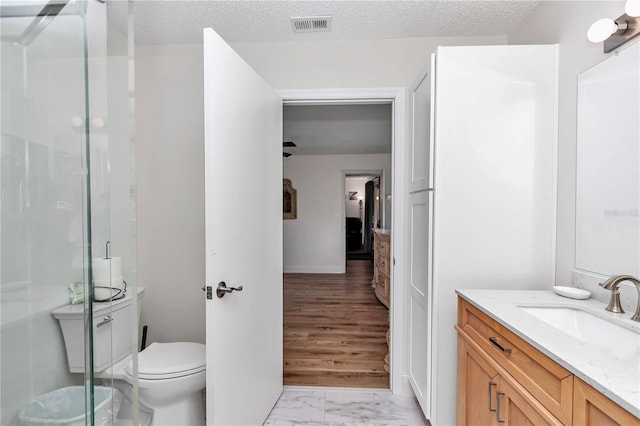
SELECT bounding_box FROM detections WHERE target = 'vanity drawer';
[458,298,573,425]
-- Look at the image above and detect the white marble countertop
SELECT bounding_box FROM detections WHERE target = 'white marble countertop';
[456,289,640,419]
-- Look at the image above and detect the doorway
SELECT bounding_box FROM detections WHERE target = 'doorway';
[281,89,404,393]
[345,174,381,261]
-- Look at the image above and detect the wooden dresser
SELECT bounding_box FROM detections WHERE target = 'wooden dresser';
[372,229,391,308]
[372,229,391,373]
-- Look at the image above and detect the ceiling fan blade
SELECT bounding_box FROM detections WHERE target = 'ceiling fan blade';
[283,152,293,158]
[283,141,296,148]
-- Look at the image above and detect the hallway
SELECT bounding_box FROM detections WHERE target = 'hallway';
[283,260,389,388]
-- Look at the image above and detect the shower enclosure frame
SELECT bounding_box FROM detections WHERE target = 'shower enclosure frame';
[0,0,139,424]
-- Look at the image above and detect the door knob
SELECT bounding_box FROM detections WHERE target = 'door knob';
[216,281,243,298]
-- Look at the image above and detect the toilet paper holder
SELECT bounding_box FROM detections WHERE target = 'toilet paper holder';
[93,241,127,303]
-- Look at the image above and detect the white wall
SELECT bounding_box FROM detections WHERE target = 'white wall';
[231,36,506,89]
[345,177,368,219]
[283,155,390,273]
[507,1,626,301]
[136,44,206,345]
[134,34,506,345]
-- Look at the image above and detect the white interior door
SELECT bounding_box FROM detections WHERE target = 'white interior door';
[407,53,435,420]
[203,27,283,425]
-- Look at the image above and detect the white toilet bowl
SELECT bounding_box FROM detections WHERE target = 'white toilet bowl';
[131,342,205,426]
[99,342,206,426]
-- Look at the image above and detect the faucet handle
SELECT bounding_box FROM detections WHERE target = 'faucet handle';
[604,289,625,314]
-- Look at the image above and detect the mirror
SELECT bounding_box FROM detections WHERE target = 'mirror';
[576,43,639,277]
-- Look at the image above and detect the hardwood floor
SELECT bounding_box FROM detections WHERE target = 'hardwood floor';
[283,260,390,388]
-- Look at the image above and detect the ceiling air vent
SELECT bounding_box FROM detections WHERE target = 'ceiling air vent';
[291,16,332,33]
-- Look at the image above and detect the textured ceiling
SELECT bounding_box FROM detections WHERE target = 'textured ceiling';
[283,104,392,156]
[123,0,540,45]
[121,1,540,154]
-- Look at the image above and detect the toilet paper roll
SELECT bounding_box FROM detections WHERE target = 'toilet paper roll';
[93,257,122,282]
[93,278,125,289]
[93,275,125,302]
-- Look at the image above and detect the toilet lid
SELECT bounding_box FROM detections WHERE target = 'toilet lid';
[127,342,206,379]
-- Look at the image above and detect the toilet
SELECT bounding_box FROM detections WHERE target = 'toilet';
[52,288,206,426]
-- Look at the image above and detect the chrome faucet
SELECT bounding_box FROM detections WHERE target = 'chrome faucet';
[599,275,640,322]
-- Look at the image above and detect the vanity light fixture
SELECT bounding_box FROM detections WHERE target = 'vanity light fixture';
[626,0,640,17]
[587,8,640,53]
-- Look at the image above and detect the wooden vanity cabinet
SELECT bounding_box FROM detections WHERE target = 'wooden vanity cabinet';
[456,297,640,426]
[457,335,500,426]
[457,298,573,425]
[573,378,640,426]
[495,373,564,425]
[457,334,562,426]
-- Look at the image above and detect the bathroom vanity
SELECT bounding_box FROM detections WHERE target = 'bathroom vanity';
[456,290,640,425]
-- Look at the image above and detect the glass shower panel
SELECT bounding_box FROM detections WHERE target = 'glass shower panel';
[87,0,143,423]
[0,2,93,425]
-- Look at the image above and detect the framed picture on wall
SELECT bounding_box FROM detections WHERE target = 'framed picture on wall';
[283,178,297,220]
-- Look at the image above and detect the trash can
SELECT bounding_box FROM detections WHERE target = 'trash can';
[18,386,121,426]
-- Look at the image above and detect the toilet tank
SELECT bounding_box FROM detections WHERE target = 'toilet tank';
[52,287,145,373]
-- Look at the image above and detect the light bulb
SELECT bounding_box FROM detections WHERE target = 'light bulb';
[91,117,105,128]
[626,0,640,17]
[70,116,84,128]
[587,18,618,43]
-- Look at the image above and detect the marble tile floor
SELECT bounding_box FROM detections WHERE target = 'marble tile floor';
[264,388,430,426]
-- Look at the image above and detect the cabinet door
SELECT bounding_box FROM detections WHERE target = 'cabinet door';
[574,378,640,426]
[495,375,563,426]
[457,336,499,426]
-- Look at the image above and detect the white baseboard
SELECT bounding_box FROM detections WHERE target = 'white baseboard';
[394,374,415,396]
[283,385,391,393]
[283,266,345,274]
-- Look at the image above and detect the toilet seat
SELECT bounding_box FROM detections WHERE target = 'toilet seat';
[127,342,206,380]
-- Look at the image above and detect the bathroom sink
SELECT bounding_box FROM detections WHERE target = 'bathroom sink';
[519,306,640,359]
